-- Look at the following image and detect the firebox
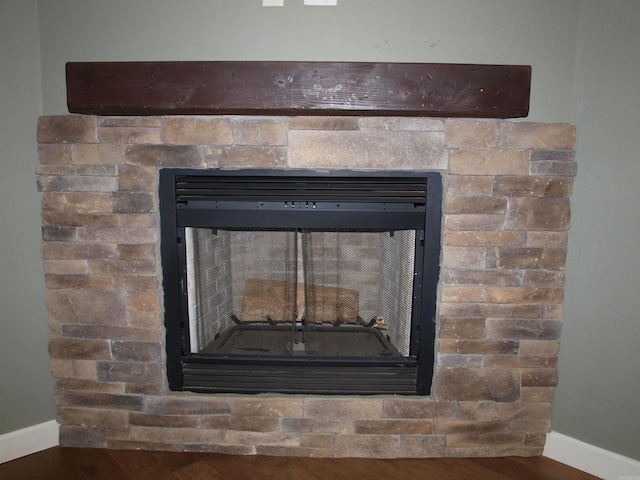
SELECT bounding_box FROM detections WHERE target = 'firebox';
[160,169,442,395]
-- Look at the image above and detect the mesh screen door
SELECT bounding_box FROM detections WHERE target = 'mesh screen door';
[185,228,416,358]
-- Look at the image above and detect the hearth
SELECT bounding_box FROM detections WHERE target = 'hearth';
[160,169,442,395]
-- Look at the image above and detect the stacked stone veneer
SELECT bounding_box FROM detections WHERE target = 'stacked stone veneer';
[37,115,576,457]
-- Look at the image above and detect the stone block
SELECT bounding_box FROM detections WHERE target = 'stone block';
[288,130,447,170]
[440,285,485,303]
[520,387,556,403]
[72,143,122,165]
[438,354,484,368]
[98,126,161,144]
[61,325,162,343]
[99,117,162,128]
[289,116,360,130]
[225,431,300,447]
[129,412,200,428]
[441,269,522,287]
[530,149,575,162]
[97,361,163,384]
[485,287,564,304]
[530,160,578,176]
[507,198,571,231]
[458,401,552,422]
[118,214,157,228]
[42,242,117,264]
[232,119,288,145]
[280,418,353,434]
[56,390,145,411]
[42,192,113,215]
[439,303,544,320]
[38,115,97,143]
[42,212,119,228]
[46,289,127,326]
[445,197,507,215]
[229,397,304,417]
[125,144,203,167]
[448,150,529,175]
[522,368,559,387]
[500,122,576,150]
[518,340,561,357]
[113,276,158,292]
[441,246,486,269]
[437,339,519,355]
[443,231,526,247]
[111,340,161,362]
[446,432,524,448]
[434,367,520,402]
[304,398,383,420]
[50,359,97,380]
[255,445,332,457]
[118,244,156,261]
[444,214,505,231]
[527,231,568,247]
[118,164,157,191]
[381,399,458,419]
[144,395,230,415]
[88,260,156,277]
[113,192,154,214]
[333,434,399,458]
[397,435,446,458]
[433,419,510,434]
[494,176,573,197]
[59,425,107,448]
[438,317,486,339]
[161,117,233,145]
[354,419,433,435]
[486,319,562,340]
[358,117,444,132]
[78,226,157,244]
[522,270,565,287]
[200,415,279,432]
[57,407,129,429]
[41,226,77,242]
[45,274,114,290]
[445,119,499,149]
[39,144,73,165]
[206,146,287,168]
[38,174,118,193]
[184,444,255,455]
[446,175,494,196]
[126,291,160,313]
[490,247,545,269]
[124,425,225,445]
[43,259,87,275]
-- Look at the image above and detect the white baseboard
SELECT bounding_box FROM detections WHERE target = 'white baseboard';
[544,431,640,480]
[0,420,59,464]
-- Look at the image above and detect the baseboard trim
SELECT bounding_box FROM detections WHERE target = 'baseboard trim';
[0,420,59,464]
[544,431,640,480]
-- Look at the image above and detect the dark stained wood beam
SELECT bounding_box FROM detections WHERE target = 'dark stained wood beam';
[66,61,531,118]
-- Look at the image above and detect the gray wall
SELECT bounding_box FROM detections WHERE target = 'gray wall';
[1,0,638,461]
[553,0,640,460]
[0,0,56,435]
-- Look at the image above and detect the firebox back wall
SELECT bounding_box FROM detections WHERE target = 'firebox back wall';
[38,114,576,457]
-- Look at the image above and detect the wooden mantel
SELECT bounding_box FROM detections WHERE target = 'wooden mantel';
[66,61,531,118]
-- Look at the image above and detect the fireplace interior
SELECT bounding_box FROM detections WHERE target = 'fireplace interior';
[160,169,442,395]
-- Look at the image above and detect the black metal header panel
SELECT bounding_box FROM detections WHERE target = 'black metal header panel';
[175,175,428,205]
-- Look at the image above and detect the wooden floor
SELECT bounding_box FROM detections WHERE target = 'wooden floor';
[0,447,601,480]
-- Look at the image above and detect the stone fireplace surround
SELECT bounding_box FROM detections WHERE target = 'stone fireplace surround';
[37,114,575,457]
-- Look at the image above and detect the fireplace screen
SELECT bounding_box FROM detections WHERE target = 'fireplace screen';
[160,169,442,395]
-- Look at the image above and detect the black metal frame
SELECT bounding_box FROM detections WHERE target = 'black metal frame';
[160,168,442,395]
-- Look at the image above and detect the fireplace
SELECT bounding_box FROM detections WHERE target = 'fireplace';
[38,61,576,457]
[159,169,442,395]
